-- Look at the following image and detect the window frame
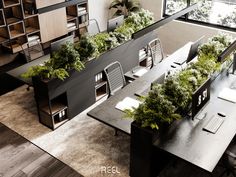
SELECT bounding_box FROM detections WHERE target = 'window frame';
[162,0,236,32]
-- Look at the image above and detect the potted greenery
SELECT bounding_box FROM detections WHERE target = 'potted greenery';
[126,32,234,131]
[22,42,84,81]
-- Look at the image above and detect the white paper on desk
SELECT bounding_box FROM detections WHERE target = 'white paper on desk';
[133,68,148,77]
[218,88,236,103]
[115,97,142,112]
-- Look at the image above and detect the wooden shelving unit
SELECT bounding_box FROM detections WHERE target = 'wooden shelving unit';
[4,5,23,24]
[0,0,89,55]
[2,0,20,8]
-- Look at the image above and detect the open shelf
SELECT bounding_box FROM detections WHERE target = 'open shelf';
[0,26,9,39]
[67,18,77,32]
[24,15,39,34]
[78,13,88,28]
[2,35,27,53]
[8,20,25,39]
[2,0,20,8]
[0,9,6,27]
[38,92,69,130]
[4,5,23,24]
[22,0,37,18]
[95,72,108,101]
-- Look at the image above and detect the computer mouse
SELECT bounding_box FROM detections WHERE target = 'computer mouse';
[218,112,226,117]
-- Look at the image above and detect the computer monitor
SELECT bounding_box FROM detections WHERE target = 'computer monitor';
[107,15,124,32]
[151,73,166,89]
[186,36,205,63]
[217,40,236,63]
[50,35,74,54]
[174,36,204,65]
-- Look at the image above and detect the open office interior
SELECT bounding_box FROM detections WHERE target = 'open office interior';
[0,0,236,177]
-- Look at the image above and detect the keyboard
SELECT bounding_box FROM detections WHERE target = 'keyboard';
[135,87,150,97]
[202,115,224,134]
[133,68,148,77]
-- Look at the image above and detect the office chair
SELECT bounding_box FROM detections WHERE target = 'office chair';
[104,61,126,136]
[148,38,164,69]
[21,39,44,63]
[219,140,236,177]
[86,19,100,36]
[104,61,126,97]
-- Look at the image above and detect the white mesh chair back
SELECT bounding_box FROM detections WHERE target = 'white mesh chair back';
[104,61,126,97]
[148,38,164,68]
[87,19,100,36]
[21,39,44,62]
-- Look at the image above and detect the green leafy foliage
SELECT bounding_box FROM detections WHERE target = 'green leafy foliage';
[22,42,84,81]
[74,36,99,62]
[126,32,234,130]
[109,0,141,17]
[126,85,181,130]
[91,33,110,54]
[125,8,155,32]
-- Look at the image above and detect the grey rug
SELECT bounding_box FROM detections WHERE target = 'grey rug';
[0,85,130,177]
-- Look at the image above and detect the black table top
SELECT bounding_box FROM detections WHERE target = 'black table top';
[87,42,192,134]
[154,73,236,172]
[7,55,50,85]
[87,41,236,172]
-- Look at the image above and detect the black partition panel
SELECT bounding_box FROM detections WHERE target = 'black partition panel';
[33,32,157,121]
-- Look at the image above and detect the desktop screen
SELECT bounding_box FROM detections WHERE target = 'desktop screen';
[150,73,166,89]
[107,15,124,32]
[217,40,236,63]
[50,35,74,54]
[186,36,205,63]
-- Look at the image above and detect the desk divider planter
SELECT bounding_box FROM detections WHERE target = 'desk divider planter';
[33,31,156,129]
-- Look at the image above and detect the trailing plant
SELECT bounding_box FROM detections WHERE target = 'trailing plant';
[22,42,84,80]
[109,0,141,17]
[74,36,99,62]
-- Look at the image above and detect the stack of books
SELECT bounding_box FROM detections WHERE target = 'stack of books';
[78,7,87,16]
[67,22,76,32]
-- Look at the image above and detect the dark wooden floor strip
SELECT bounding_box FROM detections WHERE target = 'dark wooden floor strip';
[0,123,83,177]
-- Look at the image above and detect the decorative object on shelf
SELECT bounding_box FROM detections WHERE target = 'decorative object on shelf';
[109,0,141,17]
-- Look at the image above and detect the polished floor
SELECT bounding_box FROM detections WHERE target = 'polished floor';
[0,85,234,177]
[0,122,82,177]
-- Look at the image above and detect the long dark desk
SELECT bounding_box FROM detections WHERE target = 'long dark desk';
[87,42,236,175]
[6,55,50,85]
[87,42,192,134]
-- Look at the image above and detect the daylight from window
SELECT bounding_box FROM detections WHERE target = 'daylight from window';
[165,0,236,28]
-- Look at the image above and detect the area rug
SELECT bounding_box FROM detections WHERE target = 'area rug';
[0,85,130,177]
